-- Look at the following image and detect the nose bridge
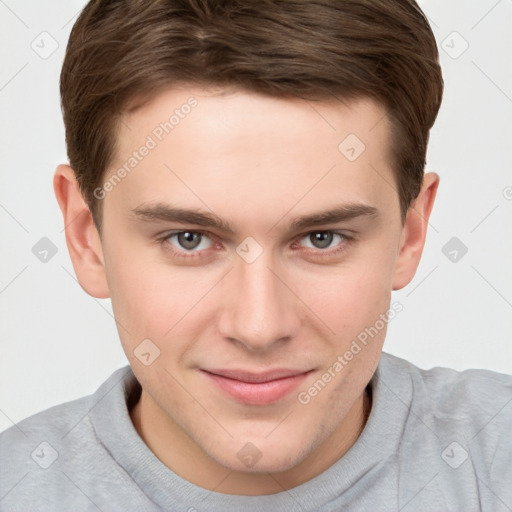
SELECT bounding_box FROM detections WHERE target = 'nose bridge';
[218,251,297,350]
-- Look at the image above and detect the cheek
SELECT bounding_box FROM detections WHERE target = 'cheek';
[299,250,396,339]
[104,249,204,349]
[105,249,229,377]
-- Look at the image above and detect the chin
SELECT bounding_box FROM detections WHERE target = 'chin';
[226,454,300,474]
[206,436,311,475]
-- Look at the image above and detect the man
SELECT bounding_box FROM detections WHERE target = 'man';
[1,1,510,510]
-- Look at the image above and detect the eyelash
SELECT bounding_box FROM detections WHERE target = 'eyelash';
[157,230,354,261]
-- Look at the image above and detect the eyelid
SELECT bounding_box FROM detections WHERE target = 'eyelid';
[157,228,355,259]
[293,230,353,249]
[158,229,217,257]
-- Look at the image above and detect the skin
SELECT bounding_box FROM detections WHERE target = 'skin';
[54,86,438,495]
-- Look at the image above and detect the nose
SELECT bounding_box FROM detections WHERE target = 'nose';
[217,253,300,352]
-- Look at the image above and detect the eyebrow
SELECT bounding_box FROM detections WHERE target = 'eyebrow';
[288,204,378,231]
[131,202,379,233]
[131,204,235,233]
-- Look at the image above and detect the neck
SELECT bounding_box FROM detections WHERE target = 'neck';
[130,387,371,496]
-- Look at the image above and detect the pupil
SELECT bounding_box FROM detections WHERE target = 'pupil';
[311,231,333,249]
[178,232,201,249]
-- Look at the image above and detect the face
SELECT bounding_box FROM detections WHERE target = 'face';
[56,86,437,485]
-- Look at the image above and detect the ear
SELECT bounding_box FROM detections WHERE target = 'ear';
[54,164,110,298]
[392,172,439,291]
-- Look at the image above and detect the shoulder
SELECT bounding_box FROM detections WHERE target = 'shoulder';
[0,390,95,465]
[0,366,134,509]
[378,352,512,508]
[379,351,512,423]
[0,365,133,447]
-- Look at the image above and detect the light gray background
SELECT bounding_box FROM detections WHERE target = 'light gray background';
[1,0,511,433]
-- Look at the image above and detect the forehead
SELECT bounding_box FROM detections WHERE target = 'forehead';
[118,86,391,157]
[105,87,398,228]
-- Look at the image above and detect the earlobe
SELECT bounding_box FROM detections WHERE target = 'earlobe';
[53,164,110,299]
[392,172,439,291]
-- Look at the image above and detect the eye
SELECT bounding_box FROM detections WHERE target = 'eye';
[299,231,346,250]
[166,231,213,252]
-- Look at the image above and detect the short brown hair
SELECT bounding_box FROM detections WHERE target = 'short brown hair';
[60,0,443,226]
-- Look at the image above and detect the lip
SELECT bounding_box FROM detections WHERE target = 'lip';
[201,368,313,405]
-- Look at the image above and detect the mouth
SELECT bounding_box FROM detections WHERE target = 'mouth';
[200,368,313,405]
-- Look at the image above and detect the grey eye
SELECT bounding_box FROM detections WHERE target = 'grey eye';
[301,231,345,250]
[309,232,334,249]
[176,232,204,250]
[164,231,214,254]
